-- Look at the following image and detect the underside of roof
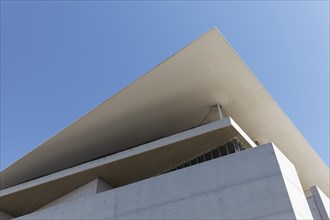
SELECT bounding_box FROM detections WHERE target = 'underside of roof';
[1,118,255,217]
[0,27,329,198]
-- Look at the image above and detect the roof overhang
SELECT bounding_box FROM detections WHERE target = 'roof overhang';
[0,118,254,216]
[0,28,329,198]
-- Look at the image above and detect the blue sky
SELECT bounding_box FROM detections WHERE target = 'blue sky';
[1,1,329,170]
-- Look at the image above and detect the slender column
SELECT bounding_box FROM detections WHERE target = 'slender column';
[217,104,223,120]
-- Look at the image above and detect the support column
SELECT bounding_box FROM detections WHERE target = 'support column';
[216,104,223,120]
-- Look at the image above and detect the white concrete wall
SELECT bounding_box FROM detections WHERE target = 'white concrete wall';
[308,196,323,219]
[38,178,112,210]
[16,143,312,219]
[307,186,330,220]
[273,146,313,219]
[0,210,13,220]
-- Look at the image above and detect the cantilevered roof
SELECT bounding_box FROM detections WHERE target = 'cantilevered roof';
[0,27,329,197]
[0,118,255,216]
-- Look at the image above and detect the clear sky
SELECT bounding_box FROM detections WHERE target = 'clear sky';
[1,1,329,170]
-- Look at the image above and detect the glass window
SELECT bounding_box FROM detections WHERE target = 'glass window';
[219,145,228,156]
[227,142,235,154]
[197,155,205,163]
[211,148,220,158]
[205,151,212,161]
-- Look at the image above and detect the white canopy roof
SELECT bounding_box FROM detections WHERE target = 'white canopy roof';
[1,27,328,197]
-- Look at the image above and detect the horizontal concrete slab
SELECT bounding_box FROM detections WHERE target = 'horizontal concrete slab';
[0,118,254,217]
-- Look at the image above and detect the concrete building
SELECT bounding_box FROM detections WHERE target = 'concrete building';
[0,28,329,219]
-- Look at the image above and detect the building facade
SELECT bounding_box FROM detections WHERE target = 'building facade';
[0,28,329,219]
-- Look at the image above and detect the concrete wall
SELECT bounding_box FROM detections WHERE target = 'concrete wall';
[0,210,13,220]
[16,143,312,219]
[38,178,112,210]
[308,196,322,219]
[307,186,330,219]
[273,146,314,219]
